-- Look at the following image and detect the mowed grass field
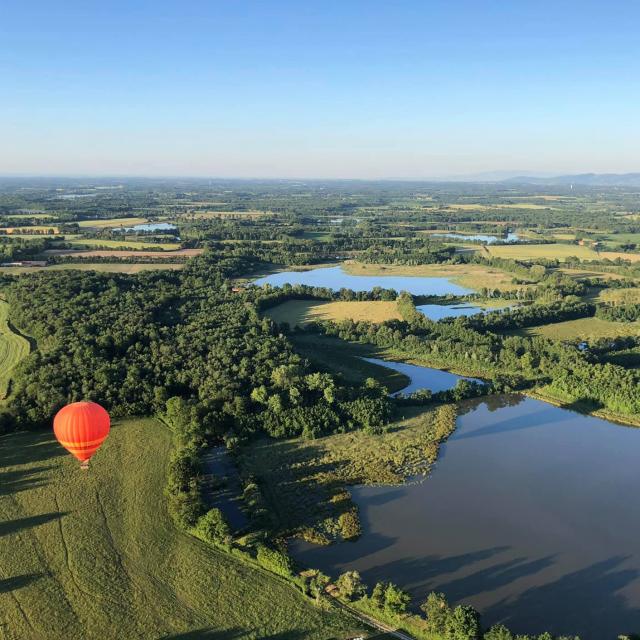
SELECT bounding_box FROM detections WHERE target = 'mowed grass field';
[342,261,531,292]
[76,217,149,228]
[486,243,599,261]
[0,419,361,639]
[516,317,640,340]
[265,300,403,327]
[0,298,30,400]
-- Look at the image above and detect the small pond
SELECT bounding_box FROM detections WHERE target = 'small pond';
[416,303,509,321]
[253,265,474,296]
[433,232,520,244]
[361,357,478,394]
[116,222,177,232]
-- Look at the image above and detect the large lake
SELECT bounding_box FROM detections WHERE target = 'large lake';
[291,367,640,638]
[253,265,474,296]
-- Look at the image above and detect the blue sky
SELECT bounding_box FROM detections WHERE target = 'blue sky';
[1,1,639,177]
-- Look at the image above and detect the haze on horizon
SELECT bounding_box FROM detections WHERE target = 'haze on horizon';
[2,0,639,179]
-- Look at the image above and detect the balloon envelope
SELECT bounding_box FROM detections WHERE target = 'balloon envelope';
[53,401,110,462]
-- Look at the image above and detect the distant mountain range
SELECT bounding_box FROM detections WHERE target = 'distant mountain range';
[501,173,640,187]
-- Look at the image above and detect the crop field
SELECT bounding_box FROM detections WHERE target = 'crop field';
[342,260,532,292]
[0,226,60,234]
[0,263,185,275]
[68,238,181,250]
[0,419,360,639]
[0,299,30,400]
[265,300,403,327]
[517,317,640,341]
[76,217,149,228]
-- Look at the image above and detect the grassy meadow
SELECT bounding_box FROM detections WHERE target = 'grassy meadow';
[290,334,410,393]
[0,298,30,400]
[265,300,403,327]
[486,243,599,261]
[516,317,640,341]
[0,419,362,639]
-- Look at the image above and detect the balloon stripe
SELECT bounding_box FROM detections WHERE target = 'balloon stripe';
[57,436,108,448]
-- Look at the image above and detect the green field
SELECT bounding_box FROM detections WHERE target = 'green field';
[265,300,403,327]
[517,317,640,340]
[0,298,30,400]
[487,243,599,261]
[69,238,181,250]
[0,263,185,275]
[0,419,361,639]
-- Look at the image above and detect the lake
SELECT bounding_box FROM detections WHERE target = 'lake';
[417,303,509,321]
[362,357,477,394]
[116,222,177,232]
[291,377,640,638]
[433,232,520,244]
[253,265,474,296]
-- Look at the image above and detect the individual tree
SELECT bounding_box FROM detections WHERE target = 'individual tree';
[383,582,411,614]
[335,570,366,601]
[421,591,451,634]
[483,624,514,640]
[195,508,231,545]
[445,604,481,639]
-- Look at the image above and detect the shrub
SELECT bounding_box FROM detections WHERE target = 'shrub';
[195,508,231,546]
[256,544,294,577]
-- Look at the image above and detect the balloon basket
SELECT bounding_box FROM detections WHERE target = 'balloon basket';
[80,460,89,471]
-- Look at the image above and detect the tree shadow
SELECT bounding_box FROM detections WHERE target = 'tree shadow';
[484,555,640,639]
[0,465,55,496]
[454,405,572,441]
[0,511,67,537]
[432,554,556,602]
[0,573,43,593]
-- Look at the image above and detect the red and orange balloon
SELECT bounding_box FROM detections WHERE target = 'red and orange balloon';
[53,401,110,469]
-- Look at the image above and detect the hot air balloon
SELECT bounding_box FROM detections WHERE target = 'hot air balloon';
[53,401,110,469]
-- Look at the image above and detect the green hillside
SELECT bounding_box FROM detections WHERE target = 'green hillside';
[0,419,361,639]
